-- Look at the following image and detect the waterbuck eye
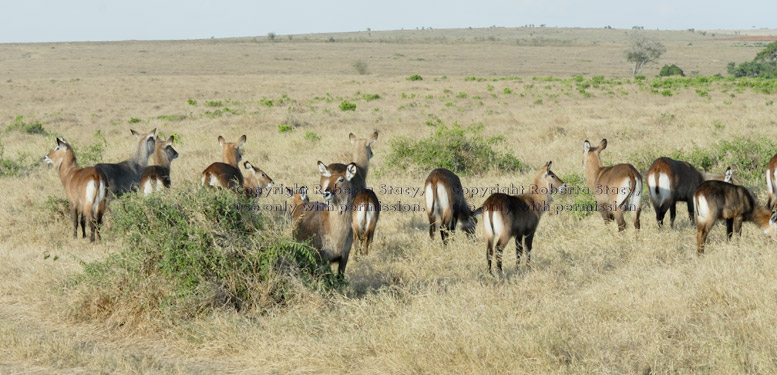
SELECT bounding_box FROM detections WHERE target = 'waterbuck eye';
[337,177,344,183]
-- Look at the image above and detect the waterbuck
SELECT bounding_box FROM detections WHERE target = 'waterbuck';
[139,135,179,195]
[424,168,482,244]
[44,137,109,242]
[583,139,643,231]
[295,162,358,276]
[481,161,565,273]
[242,161,275,197]
[694,180,777,253]
[646,157,732,228]
[766,154,777,210]
[201,135,246,189]
[95,128,156,196]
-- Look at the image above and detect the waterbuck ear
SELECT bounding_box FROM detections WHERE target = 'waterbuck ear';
[599,139,608,151]
[583,140,591,152]
[166,136,175,145]
[299,186,308,200]
[218,136,225,146]
[370,131,379,142]
[131,129,140,138]
[543,161,552,176]
[725,167,733,182]
[243,161,253,170]
[349,133,356,143]
[56,137,68,149]
[345,163,358,181]
[149,128,157,138]
[237,135,247,148]
[770,211,777,225]
[472,206,483,218]
[318,161,331,177]
[285,187,294,197]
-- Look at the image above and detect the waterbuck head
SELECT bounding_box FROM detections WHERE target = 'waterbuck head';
[724,167,733,183]
[218,135,246,167]
[461,206,483,237]
[131,128,157,162]
[285,185,310,220]
[154,135,179,167]
[536,161,566,195]
[582,139,606,170]
[243,161,274,190]
[318,161,357,205]
[349,131,379,164]
[763,211,777,242]
[44,137,75,168]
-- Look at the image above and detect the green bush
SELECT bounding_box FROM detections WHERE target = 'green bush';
[558,173,598,219]
[277,124,294,133]
[407,74,423,81]
[187,99,198,106]
[205,100,223,107]
[378,123,523,176]
[68,186,337,324]
[78,130,107,165]
[7,116,47,135]
[0,140,38,177]
[128,117,142,124]
[362,94,381,101]
[339,101,356,111]
[304,131,321,142]
[658,64,685,77]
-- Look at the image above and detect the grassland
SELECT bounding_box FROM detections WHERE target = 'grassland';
[2,27,777,374]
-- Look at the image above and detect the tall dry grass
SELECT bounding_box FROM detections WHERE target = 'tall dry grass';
[2,28,777,373]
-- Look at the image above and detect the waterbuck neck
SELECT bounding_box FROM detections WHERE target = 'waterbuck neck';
[352,144,370,178]
[56,152,79,186]
[584,154,604,186]
[153,147,171,169]
[132,137,153,170]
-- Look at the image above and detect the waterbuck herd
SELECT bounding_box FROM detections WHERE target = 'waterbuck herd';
[43,130,777,275]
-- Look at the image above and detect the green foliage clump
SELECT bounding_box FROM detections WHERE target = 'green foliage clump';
[362,94,381,101]
[407,74,423,81]
[187,99,198,106]
[7,116,47,135]
[304,131,321,142]
[658,64,685,77]
[727,41,777,78]
[68,186,336,323]
[156,114,187,122]
[0,140,38,177]
[78,130,108,165]
[205,100,223,107]
[277,124,293,133]
[339,101,356,111]
[128,117,142,124]
[379,123,523,176]
[558,173,598,219]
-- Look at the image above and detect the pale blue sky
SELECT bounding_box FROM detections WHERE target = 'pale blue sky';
[1,0,774,43]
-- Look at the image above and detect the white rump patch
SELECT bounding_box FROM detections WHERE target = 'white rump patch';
[355,204,367,232]
[436,184,449,220]
[424,183,434,216]
[648,172,670,206]
[768,169,775,195]
[616,179,632,208]
[491,211,504,240]
[629,177,643,210]
[364,204,376,231]
[143,180,154,195]
[84,180,96,210]
[696,195,710,221]
[483,210,493,238]
[209,175,221,187]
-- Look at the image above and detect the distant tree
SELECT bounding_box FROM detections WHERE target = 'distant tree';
[727,41,777,78]
[754,40,777,63]
[267,32,276,42]
[626,33,666,76]
[658,64,685,77]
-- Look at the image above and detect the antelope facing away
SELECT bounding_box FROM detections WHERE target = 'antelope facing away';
[44,137,109,242]
[646,157,731,228]
[694,180,777,253]
[321,131,380,256]
[583,139,643,231]
[95,128,156,196]
[139,135,179,195]
[201,135,246,189]
[481,162,565,273]
[424,168,482,244]
[765,154,777,210]
[295,162,358,276]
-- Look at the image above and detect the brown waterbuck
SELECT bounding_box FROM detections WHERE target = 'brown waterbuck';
[480,161,565,273]
[285,186,311,224]
[693,180,777,253]
[646,157,731,228]
[321,132,380,256]
[139,135,179,195]
[201,135,246,189]
[583,139,643,231]
[424,168,482,244]
[95,128,156,196]
[294,162,358,276]
[242,161,275,197]
[44,137,109,242]
[765,154,777,210]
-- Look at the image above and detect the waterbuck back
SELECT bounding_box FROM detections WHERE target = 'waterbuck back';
[694,180,777,253]
[424,168,481,245]
[95,128,156,196]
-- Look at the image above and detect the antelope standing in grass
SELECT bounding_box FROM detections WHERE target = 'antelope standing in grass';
[765,154,777,210]
[693,180,777,253]
[44,137,109,242]
[583,139,643,231]
[95,128,156,196]
[139,135,179,195]
[201,135,246,189]
[294,162,358,276]
[424,168,482,244]
[481,162,565,273]
[321,132,380,256]
[646,157,732,228]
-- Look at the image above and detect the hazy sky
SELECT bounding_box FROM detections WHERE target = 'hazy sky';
[1,0,775,43]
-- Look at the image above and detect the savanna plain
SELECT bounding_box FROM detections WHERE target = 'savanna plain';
[3,27,777,374]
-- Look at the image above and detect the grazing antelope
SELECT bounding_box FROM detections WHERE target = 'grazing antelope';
[95,129,156,196]
[44,137,109,242]
[646,157,732,228]
[481,162,565,273]
[583,139,643,231]
[139,135,179,195]
[424,168,482,244]
[242,161,275,197]
[766,154,777,210]
[693,180,777,253]
[322,132,381,256]
[294,162,358,276]
[201,135,246,189]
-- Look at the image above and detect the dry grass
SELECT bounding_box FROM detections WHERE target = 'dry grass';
[2,27,777,373]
